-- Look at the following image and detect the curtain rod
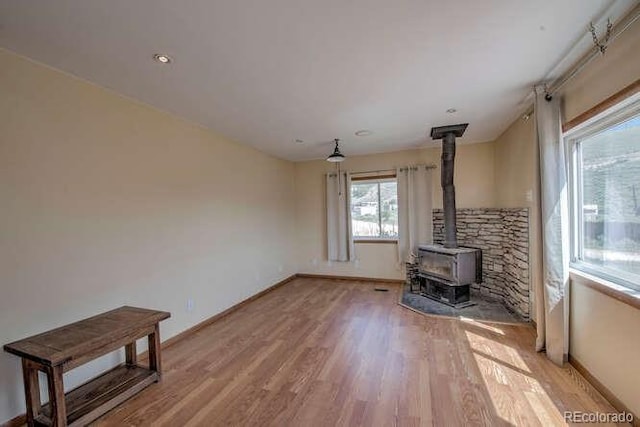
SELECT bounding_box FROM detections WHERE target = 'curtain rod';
[349,164,436,176]
[349,168,395,176]
[398,164,437,172]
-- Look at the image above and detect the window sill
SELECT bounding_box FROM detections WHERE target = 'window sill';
[354,239,398,244]
[569,268,640,311]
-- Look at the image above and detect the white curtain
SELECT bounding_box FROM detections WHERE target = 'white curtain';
[397,166,433,263]
[534,85,570,366]
[326,171,354,261]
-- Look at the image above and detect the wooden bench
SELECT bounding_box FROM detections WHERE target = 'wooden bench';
[4,306,171,426]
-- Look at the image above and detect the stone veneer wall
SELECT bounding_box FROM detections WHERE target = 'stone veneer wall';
[432,208,530,319]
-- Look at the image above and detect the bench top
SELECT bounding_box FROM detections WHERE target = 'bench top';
[4,306,170,366]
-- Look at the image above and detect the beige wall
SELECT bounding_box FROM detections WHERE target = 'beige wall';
[295,143,496,280]
[0,49,297,422]
[493,115,537,208]
[570,275,640,415]
[493,113,541,320]
[560,17,640,417]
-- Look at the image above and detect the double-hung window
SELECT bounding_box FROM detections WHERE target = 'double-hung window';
[350,176,398,240]
[566,94,640,291]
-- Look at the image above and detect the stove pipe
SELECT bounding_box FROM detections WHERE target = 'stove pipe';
[430,124,469,249]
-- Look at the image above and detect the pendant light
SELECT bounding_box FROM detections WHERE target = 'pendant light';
[326,138,345,162]
[326,138,345,196]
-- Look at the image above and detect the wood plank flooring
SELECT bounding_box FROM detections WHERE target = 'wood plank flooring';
[94,278,621,426]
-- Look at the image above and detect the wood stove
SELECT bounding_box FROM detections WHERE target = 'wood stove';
[417,245,482,307]
[415,123,483,308]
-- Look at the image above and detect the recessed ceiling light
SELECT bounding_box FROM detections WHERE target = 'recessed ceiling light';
[153,54,172,64]
[355,130,373,137]
[446,108,457,114]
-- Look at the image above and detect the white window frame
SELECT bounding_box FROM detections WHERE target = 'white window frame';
[350,176,398,241]
[565,92,640,292]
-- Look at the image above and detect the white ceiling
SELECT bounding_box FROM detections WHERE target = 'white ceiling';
[0,0,636,161]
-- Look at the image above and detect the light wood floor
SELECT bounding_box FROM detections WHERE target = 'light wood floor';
[95,278,620,426]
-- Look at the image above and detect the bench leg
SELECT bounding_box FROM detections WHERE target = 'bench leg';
[125,341,138,366]
[148,323,162,380]
[22,359,41,426]
[45,365,67,426]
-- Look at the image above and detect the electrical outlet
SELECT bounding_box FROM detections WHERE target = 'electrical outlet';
[311,258,318,266]
[186,298,194,312]
[278,265,283,273]
[525,189,533,203]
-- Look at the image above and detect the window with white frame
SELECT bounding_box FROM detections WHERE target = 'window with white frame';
[566,94,640,291]
[350,177,398,239]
